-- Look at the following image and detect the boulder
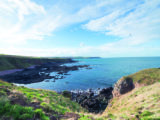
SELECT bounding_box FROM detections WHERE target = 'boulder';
[112,77,135,97]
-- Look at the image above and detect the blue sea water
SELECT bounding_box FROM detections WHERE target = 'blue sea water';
[22,57,160,92]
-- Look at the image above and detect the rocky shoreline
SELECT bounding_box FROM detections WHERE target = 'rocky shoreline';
[0,60,113,113]
[0,61,91,84]
[62,87,113,113]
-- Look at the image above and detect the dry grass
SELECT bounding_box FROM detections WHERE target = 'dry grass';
[102,82,160,119]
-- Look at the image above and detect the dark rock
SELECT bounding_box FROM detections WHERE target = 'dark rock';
[100,87,113,95]
[71,87,113,113]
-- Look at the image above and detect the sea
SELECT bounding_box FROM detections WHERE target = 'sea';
[20,57,160,92]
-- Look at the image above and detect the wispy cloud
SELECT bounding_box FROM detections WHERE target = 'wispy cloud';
[84,0,160,46]
[0,0,129,45]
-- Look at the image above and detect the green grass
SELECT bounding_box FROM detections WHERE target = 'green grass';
[0,80,87,120]
[0,97,49,120]
[0,54,72,71]
[122,68,160,85]
[79,114,93,120]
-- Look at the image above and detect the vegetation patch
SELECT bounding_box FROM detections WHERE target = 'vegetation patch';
[123,68,160,85]
[102,82,160,119]
[0,80,86,120]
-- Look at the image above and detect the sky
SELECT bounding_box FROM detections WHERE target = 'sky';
[0,0,160,57]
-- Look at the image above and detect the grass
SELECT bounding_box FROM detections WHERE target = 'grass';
[122,68,160,85]
[102,82,160,119]
[0,54,72,71]
[0,80,87,120]
[0,97,49,120]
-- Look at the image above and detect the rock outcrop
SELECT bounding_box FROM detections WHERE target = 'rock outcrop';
[71,87,113,113]
[112,77,135,97]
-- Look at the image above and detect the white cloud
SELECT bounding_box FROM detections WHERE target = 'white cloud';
[84,0,160,46]
[0,0,48,44]
[0,0,113,45]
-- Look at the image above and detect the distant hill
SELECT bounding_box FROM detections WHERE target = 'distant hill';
[0,54,73,71]
[66,57,101,59]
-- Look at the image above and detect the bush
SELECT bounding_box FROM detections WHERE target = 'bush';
[62,90,71,99]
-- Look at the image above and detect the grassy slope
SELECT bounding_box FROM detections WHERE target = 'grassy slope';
[123,68,160,85]
[99,68,160,120]
[102,83,160,120]
[0,55,71,71]
[0,80,87,120]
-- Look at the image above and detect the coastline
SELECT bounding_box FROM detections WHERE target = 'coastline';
[0,61,90,84]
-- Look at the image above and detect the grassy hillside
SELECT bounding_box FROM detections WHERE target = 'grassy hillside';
[101,83,160,119]
[0,55,72,71]
[123,68,160,85]
[0,80,87,120]
[99,68,160,120]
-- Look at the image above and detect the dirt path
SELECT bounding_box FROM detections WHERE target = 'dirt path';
[0,65,36,76]
[0,69,23,76]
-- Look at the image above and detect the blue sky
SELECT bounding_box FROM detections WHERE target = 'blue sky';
[0,0,160,57]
